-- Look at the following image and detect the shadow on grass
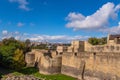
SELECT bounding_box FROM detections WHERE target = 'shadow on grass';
[0,66,14,79]
[0,66,13,74]
[0,65,39,76]
[18,67,39,75]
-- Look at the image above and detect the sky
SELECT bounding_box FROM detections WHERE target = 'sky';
[0,0,120,43]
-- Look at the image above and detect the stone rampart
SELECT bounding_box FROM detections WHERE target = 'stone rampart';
[61,52,120,80]
[25,49,120,80]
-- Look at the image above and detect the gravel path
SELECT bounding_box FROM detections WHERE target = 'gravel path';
[1,75,41,80]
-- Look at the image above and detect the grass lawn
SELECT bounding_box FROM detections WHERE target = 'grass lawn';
[1,67,76,80]
[33,72,76,80]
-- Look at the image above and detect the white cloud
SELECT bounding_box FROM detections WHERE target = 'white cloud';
[0,31,89,43]
[119,22,120,26]
[66,12,85,21]
[17,22,24,27]
[15,31,19,34]
[2,30,8,35]
[9,0,30,11]
[100,22,120,34]
[15,36,21,40]
[115,4,120,11]
[66,2,120,30]
[27,35,89,43]
[1,30,13,39]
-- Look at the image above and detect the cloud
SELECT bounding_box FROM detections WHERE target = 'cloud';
[1,30,13,39]
[115,4,120,11]
[17,22,24,27]
[15,31,19,34]
[66,2,120,30]
[2,30,8,35]
[23,35,89,43]
[9,0,30,11]
[0,31,89,43]
[100,22,120,34]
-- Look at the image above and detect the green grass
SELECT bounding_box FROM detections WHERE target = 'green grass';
[33,72,76,80]
[2,67,76,80]
[18,67,38,75]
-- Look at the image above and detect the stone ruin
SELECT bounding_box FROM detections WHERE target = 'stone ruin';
[25,34,120,80]
[25,49,62,74]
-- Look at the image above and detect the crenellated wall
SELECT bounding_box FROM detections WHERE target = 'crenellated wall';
[25,49,120,80]
[61,52,120,80]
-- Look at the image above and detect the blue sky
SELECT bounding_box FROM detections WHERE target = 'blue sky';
[0,0,120,42]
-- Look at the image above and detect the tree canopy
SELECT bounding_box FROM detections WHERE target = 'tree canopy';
[0,37,31,70]
[88,37,107,45]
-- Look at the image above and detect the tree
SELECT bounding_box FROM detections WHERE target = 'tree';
[88,37,99,45]
[25,39,31,46]
[24,39,31,53]
[0,37,26,70]
[12,49,25,70]
[88,37,107,45]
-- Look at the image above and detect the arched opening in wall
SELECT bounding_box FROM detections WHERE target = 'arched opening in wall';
[74,53,77,56]
[93,52,96,60]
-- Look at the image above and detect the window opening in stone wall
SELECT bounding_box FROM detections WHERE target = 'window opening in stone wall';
[75,53,77,56]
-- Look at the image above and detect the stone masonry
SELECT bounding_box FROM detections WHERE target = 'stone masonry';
[25,34,120,80]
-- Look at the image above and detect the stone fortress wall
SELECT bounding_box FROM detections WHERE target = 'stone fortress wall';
[85,34,120,52]
[61,52,120,80]
[25,34,120,80]
[25,49,62,74]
